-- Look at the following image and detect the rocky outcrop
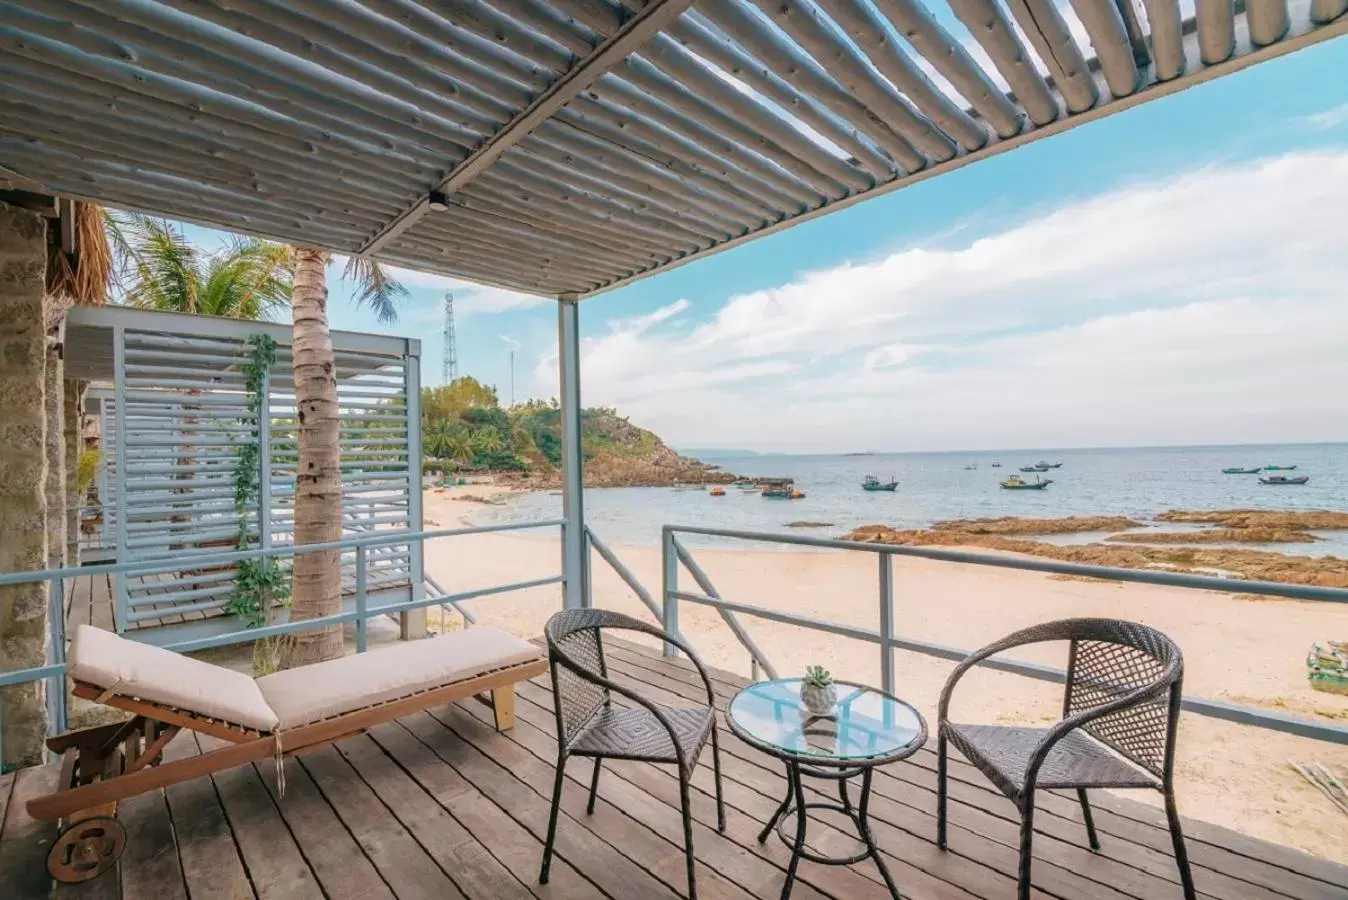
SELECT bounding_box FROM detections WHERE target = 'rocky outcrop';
[1107,528,1320,544]
[1156,509,1348,529]
[927,515,1143,535]
[841,524,1348,589]
[522,409,736,488]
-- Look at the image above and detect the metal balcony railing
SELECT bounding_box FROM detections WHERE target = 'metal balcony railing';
[660,524,1348,747]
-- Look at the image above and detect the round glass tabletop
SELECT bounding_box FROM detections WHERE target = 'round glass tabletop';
[726,679,926,763]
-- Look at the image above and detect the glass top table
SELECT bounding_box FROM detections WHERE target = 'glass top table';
[726,678,926,763]
[726,679,927,900]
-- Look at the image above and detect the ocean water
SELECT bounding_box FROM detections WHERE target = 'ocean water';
[468,443,1348,555]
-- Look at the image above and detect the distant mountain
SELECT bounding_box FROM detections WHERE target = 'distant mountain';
[678,448,781,459]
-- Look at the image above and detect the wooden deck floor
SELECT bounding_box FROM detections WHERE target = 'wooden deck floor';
[2,638,1345,900]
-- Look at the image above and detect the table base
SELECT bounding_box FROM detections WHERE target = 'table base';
[759,760,902,900]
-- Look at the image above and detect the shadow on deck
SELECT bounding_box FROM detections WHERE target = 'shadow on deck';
[1,638,1344,900]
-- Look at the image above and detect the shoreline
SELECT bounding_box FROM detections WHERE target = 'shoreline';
[420,483,1348,864]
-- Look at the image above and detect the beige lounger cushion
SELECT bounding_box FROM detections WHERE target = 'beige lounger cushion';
[257,627,542,730]
[68,624,280,732]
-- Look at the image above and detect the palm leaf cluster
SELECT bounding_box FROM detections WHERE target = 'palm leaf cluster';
[103,211,407,323]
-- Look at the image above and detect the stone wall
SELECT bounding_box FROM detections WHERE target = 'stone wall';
[0,202,50,769]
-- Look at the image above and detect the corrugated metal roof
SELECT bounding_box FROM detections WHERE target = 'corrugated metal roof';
[1,0,1343,298]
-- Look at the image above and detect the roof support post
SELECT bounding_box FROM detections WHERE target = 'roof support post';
[557,295,589,611]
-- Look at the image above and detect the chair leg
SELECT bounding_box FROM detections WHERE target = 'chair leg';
[586,758,603,815]
[1077,788,1101,851]
[710,723,726,833]
[936,732,949,850]
[1165,789,1198,900]
[539,754,567,884]
[679,767,698,900]
[1017,792,1036,900]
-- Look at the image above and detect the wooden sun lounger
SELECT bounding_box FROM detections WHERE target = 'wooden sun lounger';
[29,625,546,883]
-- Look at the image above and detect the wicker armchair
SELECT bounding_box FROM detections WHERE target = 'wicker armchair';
[937,618,1194,900]
[539,609,725,900]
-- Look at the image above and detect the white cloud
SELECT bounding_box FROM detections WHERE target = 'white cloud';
[552,151,1348,451]
[1304,104,1348,131]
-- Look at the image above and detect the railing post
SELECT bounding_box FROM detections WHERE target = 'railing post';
[49,575,67,735]
[661,528,679,657]
[879,552,895,696]
[355,546,368,653]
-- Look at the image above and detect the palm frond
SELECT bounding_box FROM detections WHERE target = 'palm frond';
[46,201,113,307]
[342,256,407,324]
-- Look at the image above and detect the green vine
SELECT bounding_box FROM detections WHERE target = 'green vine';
[226,333,290,627]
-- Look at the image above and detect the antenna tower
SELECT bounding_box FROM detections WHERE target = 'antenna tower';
[442,291,458,384]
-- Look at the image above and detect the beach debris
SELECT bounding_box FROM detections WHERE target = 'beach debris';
[1308,641,1348,696]
[1288,762,1348,818]
[457,493,506,505]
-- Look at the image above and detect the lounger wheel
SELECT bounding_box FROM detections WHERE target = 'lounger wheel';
[47,816,126,883]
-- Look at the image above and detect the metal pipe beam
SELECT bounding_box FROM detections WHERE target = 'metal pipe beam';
[359,0,698,254]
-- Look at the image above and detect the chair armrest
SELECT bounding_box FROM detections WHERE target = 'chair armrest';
[939,629,1050,725]
[597,612,718,708]
[1022,678,1171,791]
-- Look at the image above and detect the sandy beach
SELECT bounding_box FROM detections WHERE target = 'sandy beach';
[423,484,1348,863]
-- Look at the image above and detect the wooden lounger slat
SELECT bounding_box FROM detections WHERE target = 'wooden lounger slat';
[28,657,547,823]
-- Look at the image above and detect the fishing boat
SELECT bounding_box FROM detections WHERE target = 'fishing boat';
[1037,460,1063,469]
[862,475,898,492]
[709,487,726,497]
[1001,474,1051,490]
[1019,464,1051,473]
[1222,467,1263,474]
[1259,475,1310,485]
[671,483,706,491]
[1263,464,1299,471]
[991,462,1002,468]
[963,464,977,470]
[761,477,803,499]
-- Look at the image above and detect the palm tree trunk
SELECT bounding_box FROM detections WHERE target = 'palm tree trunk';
[0,202,50,768]
[281,247,343,667]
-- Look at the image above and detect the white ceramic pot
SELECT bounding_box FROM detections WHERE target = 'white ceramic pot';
[800,682,838,717]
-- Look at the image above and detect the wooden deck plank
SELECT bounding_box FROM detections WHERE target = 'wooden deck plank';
[254,751,395,900]
[367,718,607,900]
[335,733,539,900]
[90,571,115,632]
[396,707,685,900]
[429,701,848,900]
[297,742,469,900]
[117,783,188,900]
[160,732,253,900]
[0,764,61,900]
[195,733,323,900]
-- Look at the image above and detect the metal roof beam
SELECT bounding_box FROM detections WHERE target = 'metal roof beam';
[357,0,696,255]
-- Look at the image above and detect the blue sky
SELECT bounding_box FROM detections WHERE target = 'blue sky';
[179,35,1348,453]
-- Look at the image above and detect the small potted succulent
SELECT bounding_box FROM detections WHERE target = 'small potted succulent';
[800,665,838,717]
